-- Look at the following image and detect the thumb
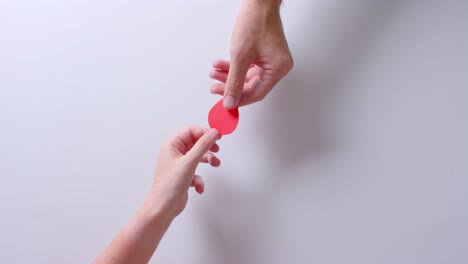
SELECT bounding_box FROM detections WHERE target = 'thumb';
[185,129,219,164]
[224,58,251,109]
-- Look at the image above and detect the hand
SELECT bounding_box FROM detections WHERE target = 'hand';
[144,127,221,220]
[210,0,293,109]
[94,127,221,264]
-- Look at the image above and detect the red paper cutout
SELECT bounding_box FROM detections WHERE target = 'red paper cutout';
[208,99,239,135]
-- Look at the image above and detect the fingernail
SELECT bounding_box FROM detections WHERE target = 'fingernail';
[223,95,236,109]
[208,129,219,139]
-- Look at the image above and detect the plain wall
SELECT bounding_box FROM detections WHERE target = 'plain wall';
[1,0,467,263]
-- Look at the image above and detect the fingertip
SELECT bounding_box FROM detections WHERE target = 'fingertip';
[209,143,220,153]
[212,59,230,70]
[208,128,219,139]
[209,69,221,78]
[223,95,237,109]
[210,83,225,95]
[211,157,221,167]
[195,183,204,194]
[192,175,205,194]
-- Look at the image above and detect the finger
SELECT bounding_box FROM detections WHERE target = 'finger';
[212,60,255,73]
[223,57,251,109]
[245,67,259,82]
[200,152,221,167]
[209,155,221,167]
[239,77,276,107]
[211,66,258,84]
[209,143,220,153]
[212,60,230,72]
[199,152,214,163]
[209,69,228,83]
[191,175,205,194]
[168,126,210,155]
[210,83,225,95]
[185,129,220,164]
[210,70,257,84]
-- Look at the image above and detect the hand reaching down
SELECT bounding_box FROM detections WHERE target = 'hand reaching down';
[210,0,293,109]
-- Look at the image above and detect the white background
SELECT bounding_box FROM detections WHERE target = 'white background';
[1,0,467,263]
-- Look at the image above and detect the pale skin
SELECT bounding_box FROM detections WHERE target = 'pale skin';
[95,0,291,262]
[210,0,293,109]
[94,127,221,264]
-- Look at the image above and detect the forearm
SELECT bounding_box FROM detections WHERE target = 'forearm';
[243,0,282,11]
[94,204,174,264]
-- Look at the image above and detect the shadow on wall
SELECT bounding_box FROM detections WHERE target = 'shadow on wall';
[197,1,404,263]
[197,177,274,264]
[263,0,403,171]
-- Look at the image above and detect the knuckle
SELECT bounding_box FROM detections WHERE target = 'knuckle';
[278,54,294,72]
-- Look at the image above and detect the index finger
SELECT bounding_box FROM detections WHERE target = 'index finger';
[168,126,221,155]
[224,58,252,109]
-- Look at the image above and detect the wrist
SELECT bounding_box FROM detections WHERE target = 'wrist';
[244,0,282,10]
[141,199,176,226]
[241,0,282,24]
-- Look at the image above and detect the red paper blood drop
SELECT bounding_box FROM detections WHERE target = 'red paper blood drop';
[208,99,239,135]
